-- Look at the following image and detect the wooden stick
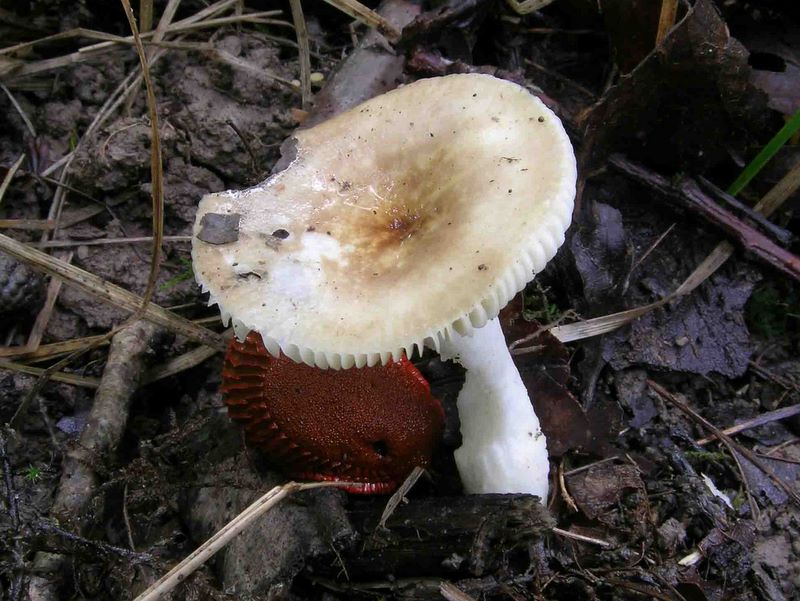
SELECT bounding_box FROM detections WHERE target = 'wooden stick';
[697,176,792,246]
[610,155,800,283]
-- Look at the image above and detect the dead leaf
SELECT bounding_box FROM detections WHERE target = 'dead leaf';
[740,28,800,116]
[584,0,770,172]
[569,201,628,308]
[566,463,649,534]
[695,521,757,583]
[615,369,659,428]
[500,300,621,456]
[600,0,667,73]
[602,270,755,378]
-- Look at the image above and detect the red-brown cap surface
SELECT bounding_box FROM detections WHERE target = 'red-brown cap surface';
[222,332,444,493]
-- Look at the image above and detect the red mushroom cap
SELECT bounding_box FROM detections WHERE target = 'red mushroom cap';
[222,332,444,494]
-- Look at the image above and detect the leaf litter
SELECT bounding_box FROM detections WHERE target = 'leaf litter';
[1,0,800,600]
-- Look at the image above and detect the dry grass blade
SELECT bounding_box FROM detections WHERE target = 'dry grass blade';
[26,251,72,350]
[0,360,100,389]
[1,2,282,82]
[0,233,225,350]
[0,335,108,361]
[0,10,281,59]
[648,380,800,509]
[552,158,800,344]
[9,323,129,426]
[656,0,679,44]
[119,0,164,311]
[289,0,312,110]
[0,219,55,230]
[440,581,477,601]
[211,48,298,89]
[159,11,288,36]
[134,481,363,601]
[143,345,221,383]
[0,28,128,57]
[1,83,36,137]
[551,299,667,343]
[36,235,190,249]
[151,0,182,47]
[551,526,612,548]
[1,310,218,362]
[0,154,25,204]
[322,0,401,42]
[45,66,144,233]
[139,0,154,32]
[377,466,425,529]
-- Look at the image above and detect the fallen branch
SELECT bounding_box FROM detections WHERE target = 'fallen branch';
[52,321,160,523]
[610,155,800,283]
[311,494,553,580]
[27,321,160,600]
[697,176,793,246]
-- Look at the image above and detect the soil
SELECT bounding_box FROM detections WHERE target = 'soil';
[1,1,800,600]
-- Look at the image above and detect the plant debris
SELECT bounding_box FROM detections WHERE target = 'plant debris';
[1,0,800,599]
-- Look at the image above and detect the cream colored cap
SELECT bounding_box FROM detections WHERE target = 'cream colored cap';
[192,74,576,369]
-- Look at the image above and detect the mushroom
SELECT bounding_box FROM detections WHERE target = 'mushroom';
[192,74,576,500]
[222,331,444,494]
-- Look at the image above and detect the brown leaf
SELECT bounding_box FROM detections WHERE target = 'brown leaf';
[500,299,621,457]
[584,0,770,172]
[600,0,665,73]
[566,462,649,532]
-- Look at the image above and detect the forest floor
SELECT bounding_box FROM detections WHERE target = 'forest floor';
[1,0,800,599]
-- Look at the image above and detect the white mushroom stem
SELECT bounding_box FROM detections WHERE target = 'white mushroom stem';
[439,317,549,501]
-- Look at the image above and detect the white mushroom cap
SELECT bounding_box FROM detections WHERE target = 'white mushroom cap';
[192,74,576,369]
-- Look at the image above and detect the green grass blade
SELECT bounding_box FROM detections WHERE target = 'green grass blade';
[728,107,800,196]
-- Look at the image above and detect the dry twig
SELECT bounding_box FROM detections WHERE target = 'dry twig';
[610,156,800,283]
[26,321,160,599]
[551,158,800,343]
[696,404,800,446]
[134,481,361,601]
[648,380,800,509]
